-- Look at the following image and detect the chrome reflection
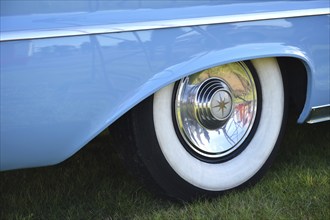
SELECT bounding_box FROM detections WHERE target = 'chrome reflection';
[174,62,258,159]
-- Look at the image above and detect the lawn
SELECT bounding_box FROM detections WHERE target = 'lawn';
[1,117,329,219]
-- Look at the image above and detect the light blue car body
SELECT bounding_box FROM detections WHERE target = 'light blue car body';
[1,0,329,171]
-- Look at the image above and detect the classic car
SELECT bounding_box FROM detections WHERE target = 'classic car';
[1,0,329,200]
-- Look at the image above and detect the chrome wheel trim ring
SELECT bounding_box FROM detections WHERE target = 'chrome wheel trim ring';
[174,62,258,161]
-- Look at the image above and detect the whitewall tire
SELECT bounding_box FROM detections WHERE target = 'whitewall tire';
[111,58,286,200]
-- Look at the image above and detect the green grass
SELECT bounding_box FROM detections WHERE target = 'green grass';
[1,118,329,219]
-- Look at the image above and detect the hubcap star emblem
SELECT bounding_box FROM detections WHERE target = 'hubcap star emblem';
[213,96,230,117]
[210,90,232,120]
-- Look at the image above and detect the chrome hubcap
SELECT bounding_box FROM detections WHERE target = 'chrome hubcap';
[174,62,258,160]
[194,78,233,129]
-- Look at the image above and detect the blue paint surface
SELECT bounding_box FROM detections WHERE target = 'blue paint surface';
[1,0,329,170]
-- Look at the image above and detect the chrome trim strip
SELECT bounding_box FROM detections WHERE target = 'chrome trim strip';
[307,104,330,124]
[1,8,329,42]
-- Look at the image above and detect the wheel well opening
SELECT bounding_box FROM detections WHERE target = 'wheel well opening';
[277,57,307,120]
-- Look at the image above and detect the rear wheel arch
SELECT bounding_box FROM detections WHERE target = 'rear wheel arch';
[277,57,308,121]
[110,57,289,200]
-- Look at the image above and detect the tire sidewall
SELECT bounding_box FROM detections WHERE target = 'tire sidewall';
[152,58,285,191]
